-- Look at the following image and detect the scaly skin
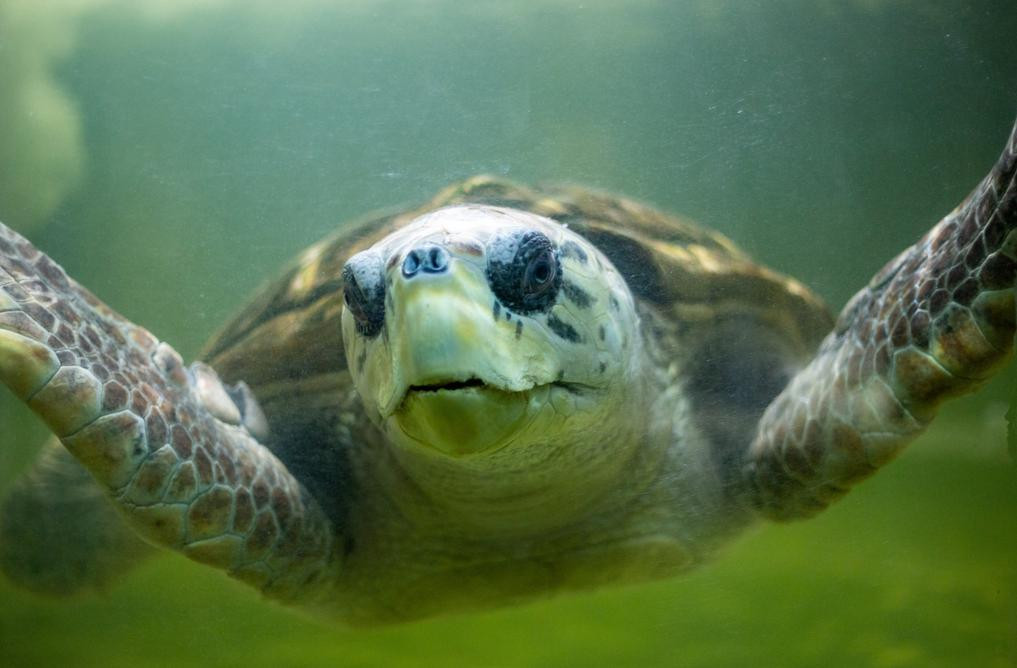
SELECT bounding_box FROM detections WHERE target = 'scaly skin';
[746,118,1017,520]
[0,227,339,603]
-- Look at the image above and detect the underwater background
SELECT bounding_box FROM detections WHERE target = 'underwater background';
[0,1,1015,665]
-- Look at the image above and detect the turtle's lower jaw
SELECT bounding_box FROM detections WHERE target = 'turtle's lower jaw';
[392,381,553,457]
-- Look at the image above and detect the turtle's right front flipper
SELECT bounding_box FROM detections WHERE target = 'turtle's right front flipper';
[0,224,340,604]
[745,117,1017,520]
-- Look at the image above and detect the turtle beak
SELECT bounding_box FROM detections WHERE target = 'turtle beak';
[379,251,554,455]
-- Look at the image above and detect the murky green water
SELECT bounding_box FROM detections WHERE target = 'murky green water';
[1,2,1015,666]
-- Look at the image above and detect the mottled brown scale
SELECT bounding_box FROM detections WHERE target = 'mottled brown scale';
[99,351,116,372]
[23,303,56,332]
[186,486,235,541]
[984,216,1005,248]
[233,490,255,533]
[929,288,949,315]
[3,283,29,302]
[53,302,80,328]
[271,489,292,527]
[77,335,94,355]
[101,381,128,411]
[981,253,1017,289]
[126,446,177,502]
[217,451,236,485]
[139,382,159,404]
[252,480,271,510]
[245,513,279,558]
[193,448,214,486]
[274,521,303,558]
[953,278,980,305]
[910,310,931,348]
[4,256,32,280]
[130,390,147,416]
[168,425,191,458]
[0,311,47,340]
[166,461,198,500]
[237,458,257,486]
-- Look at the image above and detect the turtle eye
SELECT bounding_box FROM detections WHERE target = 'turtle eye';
[523,249,556,296]
[342,250,386,338]
[486,231,561,314]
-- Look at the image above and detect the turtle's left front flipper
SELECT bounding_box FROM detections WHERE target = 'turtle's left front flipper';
[1,438,156,595]
[0,224,339,604]
[746,117,1017,521]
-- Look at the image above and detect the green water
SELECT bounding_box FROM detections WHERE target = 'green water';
[0,427,1014,667]
[1,1,1015,665]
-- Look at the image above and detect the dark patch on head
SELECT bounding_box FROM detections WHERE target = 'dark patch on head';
[580,228,667,304]
[493,301,501,321]
[357,350,367,375]
[547,313,581,343]
[560,240,589,264]
[342,250,386,338]
[515,319,523,340]
[562,280,594,309]
[556,369,565,381]
[598,361,606,373]
[505,310,512,321]
[598,325,606,341]
[609,294,620,311]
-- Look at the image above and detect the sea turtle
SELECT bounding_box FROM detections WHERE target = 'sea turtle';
[0,119,1014,625]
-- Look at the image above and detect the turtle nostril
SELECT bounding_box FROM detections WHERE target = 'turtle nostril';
[402,250,422,277]
[424,246,449,273]
[403,244,449,278]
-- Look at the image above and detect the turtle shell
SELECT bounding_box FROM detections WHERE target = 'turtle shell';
[202,176,833,520]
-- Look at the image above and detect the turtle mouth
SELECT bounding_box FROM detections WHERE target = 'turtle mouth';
[390,376,587,456]
[407,377,487,394]
[400,376,584,403]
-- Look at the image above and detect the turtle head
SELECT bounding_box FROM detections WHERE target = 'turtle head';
[340,205,643,467]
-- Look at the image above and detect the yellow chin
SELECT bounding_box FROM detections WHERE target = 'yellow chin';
[394,385,542,456]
